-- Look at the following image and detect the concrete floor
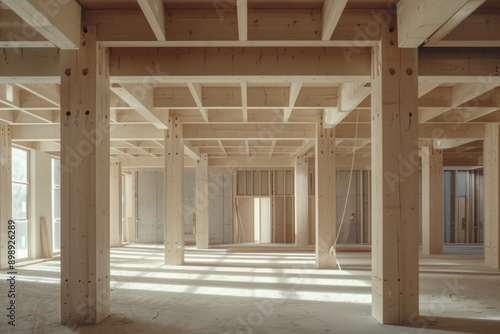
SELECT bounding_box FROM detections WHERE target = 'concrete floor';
[1,244,499,333]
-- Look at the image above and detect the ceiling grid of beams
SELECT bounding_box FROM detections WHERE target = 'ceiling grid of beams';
[2,0,500,167]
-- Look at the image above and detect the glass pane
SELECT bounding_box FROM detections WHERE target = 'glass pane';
[15,220,29,259]
[12,148,28,183]
[53,188,61,220]
[12,183,28,219]
[52,158,60,186]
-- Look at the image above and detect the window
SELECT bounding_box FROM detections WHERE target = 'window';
[52,158,61,253]
[12,148,29,259]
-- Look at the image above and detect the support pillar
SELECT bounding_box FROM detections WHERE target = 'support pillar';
[422,145,444,255]
[124,172,136,243]
[196,153,209,249]
[110,162,122,247]
[484,124,500,268]
[0,123,12,270]
[60,27,111,325]
[165,115,184,265]
[371,25,419,324]
[315,123,336,268]
[295,154,309,246]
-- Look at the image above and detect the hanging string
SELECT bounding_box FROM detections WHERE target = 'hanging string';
[330,109,361,269]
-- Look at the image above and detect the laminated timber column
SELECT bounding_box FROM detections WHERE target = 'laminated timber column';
[60,27,111,325]
[165,115,184,265]
[315,122,336,268]
[484,124,500,268]
[0,123,12,270]
[295,154,309,246]
[124,172,137,243]
[371,25,419,325]
[422,145,444,255]
[110,162,122,247]
[196,153,209,249]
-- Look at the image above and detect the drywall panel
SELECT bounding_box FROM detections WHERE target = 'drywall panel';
[138,170,231,245]
[137,172,162,244]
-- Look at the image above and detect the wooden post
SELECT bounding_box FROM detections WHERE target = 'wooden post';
[110,162,122,247]
[0,123,12,270]
[371,25,419,324]
[196,153,209,249]
[422,145,444,255]
[315,122,336,268]
[484,124,500,268]
[60,27,111,325]
[295,154,309,246]
[124,172,137,243]
[165,115,184,265]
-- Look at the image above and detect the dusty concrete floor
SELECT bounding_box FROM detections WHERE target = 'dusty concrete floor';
[1,244,499,334]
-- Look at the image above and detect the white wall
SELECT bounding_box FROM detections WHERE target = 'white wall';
[208,170,232,243]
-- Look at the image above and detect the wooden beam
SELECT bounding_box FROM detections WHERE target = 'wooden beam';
[237,0,248,41]
[428,0,486,43]
[16,83,60,107]
[434,138,476,150]
[284,82,303,122]
[269,139,277,157]
[0,9,52,48]
[418,82,442,98]
[338,82,371,112]
[397,0,469,48]
[109,47,372,82]
[137,0,166,41]
[60,27,110,325]
[322,0,349,41]
[184,140,201,161]
[84,9,379,47]
[2,0,81,49]
[426,6,497,47]
[10,123,486,142]
[110,83,168,129]
[0,48,60,84]
[187,83,209,122]
[3,47,500,84]
[0,83,53,123]
[420,83,500,122]
[195,153,209,249]
[183,124,316,141]
[419,48,500,82]
[295,139,315,156]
